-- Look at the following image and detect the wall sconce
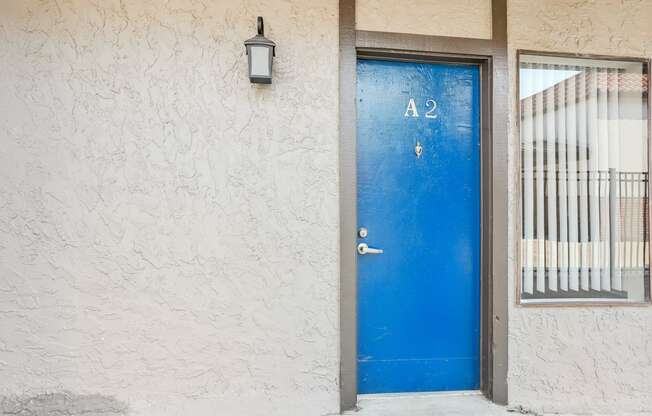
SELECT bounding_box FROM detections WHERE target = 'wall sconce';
[244,17,276,84]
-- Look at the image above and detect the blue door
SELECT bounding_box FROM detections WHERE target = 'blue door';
[356,59,481,394]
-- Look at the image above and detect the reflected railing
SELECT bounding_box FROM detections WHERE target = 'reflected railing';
[521,170,649,301]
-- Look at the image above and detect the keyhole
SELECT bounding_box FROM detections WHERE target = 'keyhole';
[415,141,423,158]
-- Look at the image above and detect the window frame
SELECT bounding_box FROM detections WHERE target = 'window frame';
[515,49,652,307]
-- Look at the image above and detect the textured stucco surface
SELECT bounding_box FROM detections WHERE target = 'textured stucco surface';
[507,1,652,414]
[1,392,127,416]
[356,0,492,39]
[0,1,339,415]
[4,0,652,415]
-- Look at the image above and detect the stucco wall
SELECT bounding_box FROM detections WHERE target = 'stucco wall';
[0,1,339,416]
[356,0,492,39]
[4,0,652,415]
[507,1,652,414]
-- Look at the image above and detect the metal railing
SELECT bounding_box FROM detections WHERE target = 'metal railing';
[520,169,649,299]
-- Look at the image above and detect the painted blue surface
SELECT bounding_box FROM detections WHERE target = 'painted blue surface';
[356,59,481,394]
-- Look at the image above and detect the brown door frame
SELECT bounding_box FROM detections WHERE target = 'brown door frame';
[338,0,509,411]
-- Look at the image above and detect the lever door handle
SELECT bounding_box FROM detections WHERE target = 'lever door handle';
[357,242,383,255]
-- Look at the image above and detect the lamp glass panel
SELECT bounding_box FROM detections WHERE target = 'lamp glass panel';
[250,46,270,77]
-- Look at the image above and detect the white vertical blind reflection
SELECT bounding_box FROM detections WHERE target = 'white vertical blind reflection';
[566,66,580,291]
[608,68,622,291]
[520,57,649,301]
[557,65,569,292]
[522,63,535,295]
[587,67,601,291]
[545,64,559,292]
[577,68,590,291]
[535,66,546,293]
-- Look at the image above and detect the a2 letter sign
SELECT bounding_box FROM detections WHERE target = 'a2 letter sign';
[404,98,438,119]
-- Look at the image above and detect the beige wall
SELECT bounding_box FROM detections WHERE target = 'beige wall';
[2,1,652,415]
[356,0,492,39]
[507,0,652,414]
[0,1,339,415]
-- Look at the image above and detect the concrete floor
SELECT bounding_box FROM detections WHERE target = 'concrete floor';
[343,391,513,416]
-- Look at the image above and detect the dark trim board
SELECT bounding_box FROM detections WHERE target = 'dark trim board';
[338,0,509,411]
[338,0,357,410]
[490,0,509,405]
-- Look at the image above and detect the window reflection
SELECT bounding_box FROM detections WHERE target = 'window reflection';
[519,54,650,303]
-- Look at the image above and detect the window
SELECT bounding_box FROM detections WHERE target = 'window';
[519,52,650,304]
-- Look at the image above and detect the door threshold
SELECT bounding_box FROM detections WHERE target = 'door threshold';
[348,391,509,416]
[358,390,483,400]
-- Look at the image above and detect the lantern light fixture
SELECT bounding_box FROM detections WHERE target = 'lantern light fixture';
[244,17,276,84]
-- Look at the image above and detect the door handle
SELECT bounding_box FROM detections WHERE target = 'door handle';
[357,242,383,255]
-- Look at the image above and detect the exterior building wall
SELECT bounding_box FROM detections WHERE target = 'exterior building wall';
[0,1,339,416]
[356,0,492,39]
[507,1,652,414]
[2,0,652,415]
